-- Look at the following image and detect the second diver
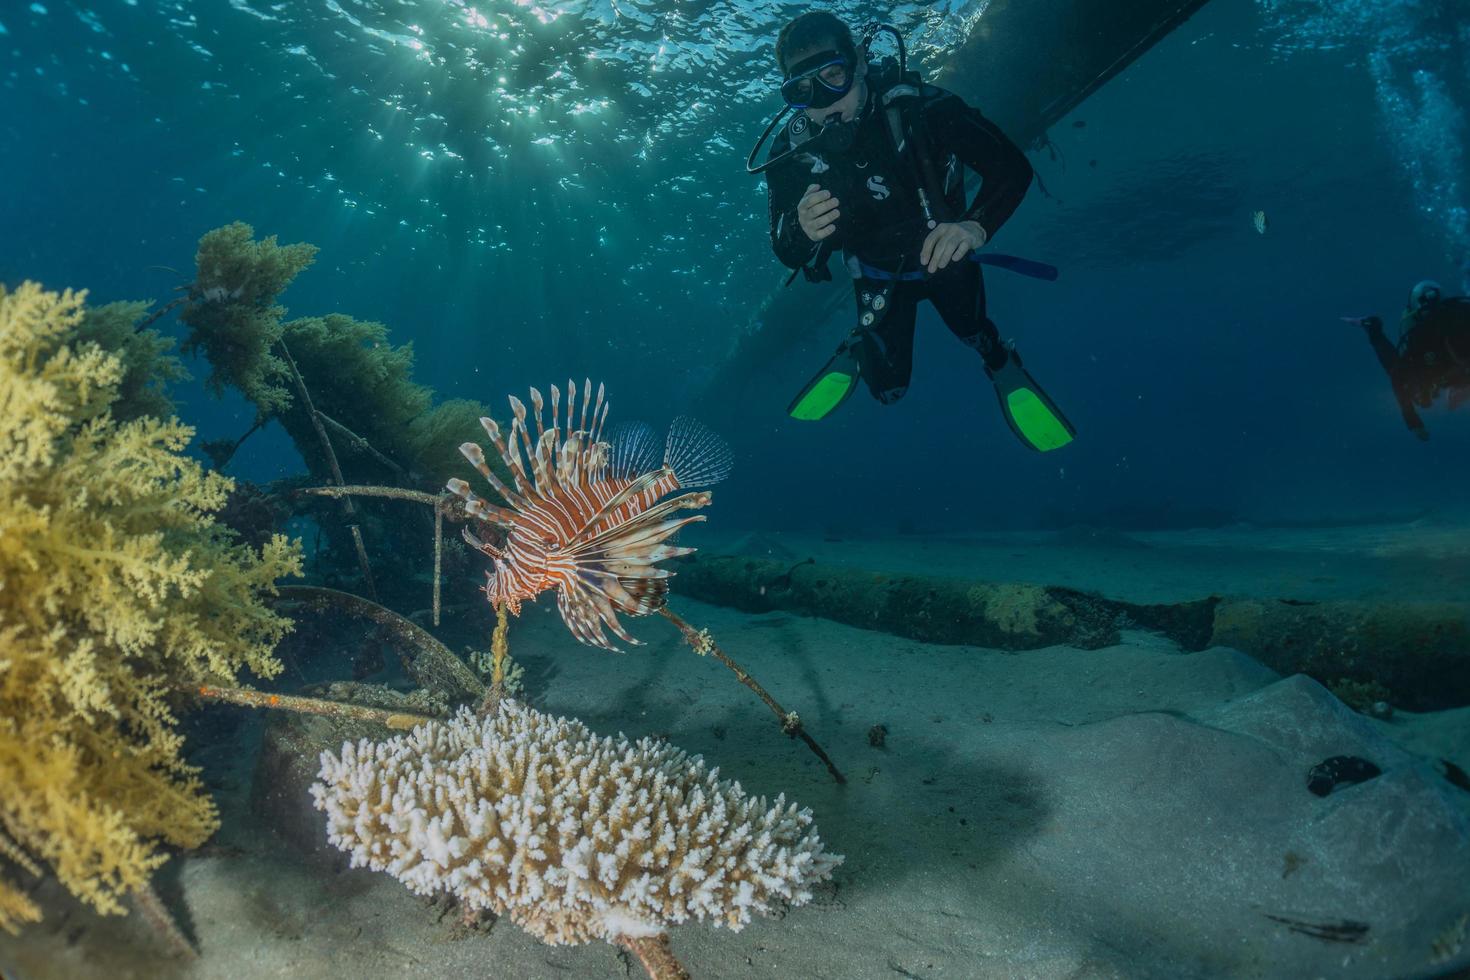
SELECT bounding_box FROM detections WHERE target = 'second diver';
[1350,280,1470,440]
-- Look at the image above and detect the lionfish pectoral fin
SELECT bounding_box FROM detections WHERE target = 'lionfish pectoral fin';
[555,573,639,650]
[591,570,641,613]
[599,562,671,579]
[572,505,706,566]
[575,564,669,618]
[571,492,708,558]
[643,544,696,562]
[567,466,669,545]
[584,569,649,630]
[585,515,707,560]
[633,492,713,524]
[624,578,670,615]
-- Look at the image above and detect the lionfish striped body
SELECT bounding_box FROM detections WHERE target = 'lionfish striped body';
[446,380,732,650]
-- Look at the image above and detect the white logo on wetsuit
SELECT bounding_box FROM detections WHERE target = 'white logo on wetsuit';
[867,175,890,200]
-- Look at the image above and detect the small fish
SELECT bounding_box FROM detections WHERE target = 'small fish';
[1252,210,1269,235]
[198,284,244,303]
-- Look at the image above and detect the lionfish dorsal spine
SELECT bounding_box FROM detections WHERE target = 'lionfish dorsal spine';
[529,387,546,440]
[585,438,609,478]
[456,442,503,497]
[575,429,591,486]
[479,414,535,500]
[506,395,540,491]
[579,378,594,436]
[564,378,577,439]
[446,476,516,526]
[589,382,606,439]
[592,398,610,449]
[527,429,556,496]
[465,421,532,511]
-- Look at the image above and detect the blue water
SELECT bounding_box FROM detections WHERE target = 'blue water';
[3,0,1468,533]
[7,4,1470,976]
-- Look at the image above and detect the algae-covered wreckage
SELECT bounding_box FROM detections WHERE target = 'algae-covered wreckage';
[673,553,1470,712]
[696,0,1212,423]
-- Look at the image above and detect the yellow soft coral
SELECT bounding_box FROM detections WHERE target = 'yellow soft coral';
[0,879,42,935]
[0,282,303,928]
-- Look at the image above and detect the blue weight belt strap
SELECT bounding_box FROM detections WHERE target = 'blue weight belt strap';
[854,252,1058,282]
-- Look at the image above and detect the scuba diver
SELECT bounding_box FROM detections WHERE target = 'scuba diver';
[751,12,1074,451]
[1349,280,1470,440]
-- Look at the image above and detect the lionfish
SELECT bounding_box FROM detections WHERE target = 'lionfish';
[446,380,732,650]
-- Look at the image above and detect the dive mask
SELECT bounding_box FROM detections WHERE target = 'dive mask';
[781,50,854,109]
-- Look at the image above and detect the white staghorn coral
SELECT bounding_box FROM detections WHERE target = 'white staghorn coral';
[310,701,841,947]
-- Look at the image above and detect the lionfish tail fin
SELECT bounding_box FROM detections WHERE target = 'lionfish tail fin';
[664,416,733,488]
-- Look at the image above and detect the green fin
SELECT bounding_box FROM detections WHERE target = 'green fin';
[788,349,860,421]
[991,358,1075,451]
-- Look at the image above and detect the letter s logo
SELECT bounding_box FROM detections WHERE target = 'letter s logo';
[867,175,890,200]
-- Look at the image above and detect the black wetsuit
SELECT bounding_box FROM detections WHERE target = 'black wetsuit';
[1363,298,1470,438]
[764,66,1033,403]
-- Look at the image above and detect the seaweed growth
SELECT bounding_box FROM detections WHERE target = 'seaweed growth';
[180,222,316,414]
[72,299,189,422]
[173,223,511,609]
[0,282,303,932]
[178,222,502,492]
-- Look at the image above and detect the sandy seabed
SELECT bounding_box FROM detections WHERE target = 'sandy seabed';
[4,521,1469,979]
